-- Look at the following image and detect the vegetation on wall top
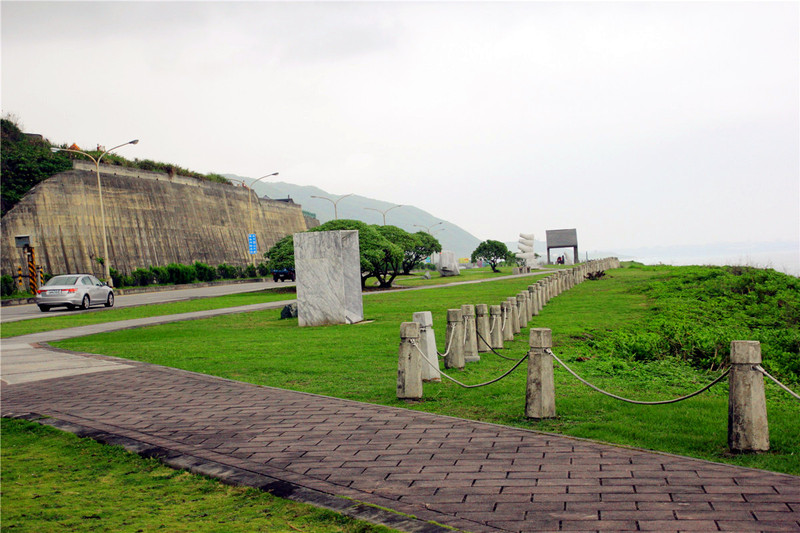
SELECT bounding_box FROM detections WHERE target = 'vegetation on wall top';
[1,115,233,217]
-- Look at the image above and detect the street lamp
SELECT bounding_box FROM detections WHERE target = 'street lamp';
[244,172,278,267]
[413,221,444,234]
[52,139,139,287]
[310,193,353,220]
[364,205,403,225]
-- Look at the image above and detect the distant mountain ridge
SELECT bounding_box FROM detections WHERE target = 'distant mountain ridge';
[225,175,482,259]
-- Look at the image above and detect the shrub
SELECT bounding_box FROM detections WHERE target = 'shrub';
[109,267,123,288]
[257,262,270,276]
[193,262,217,282]
[149,266,170,285]
[217,263,238,280]
[1,274,16,297]
[131,268,153,286]
[166,263,196,285]
[243,264,257,278]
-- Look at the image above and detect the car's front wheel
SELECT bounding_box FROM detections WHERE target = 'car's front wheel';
[80,295,90,310]
[105,293,114,308]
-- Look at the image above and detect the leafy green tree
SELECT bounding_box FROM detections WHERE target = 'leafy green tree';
[265,235,295,271]
[401,231,442,275]
[471,240,510,273]
[1,118,72,216]
[375,225,414,287]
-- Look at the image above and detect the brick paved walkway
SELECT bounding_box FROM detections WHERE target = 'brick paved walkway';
[2,356,799,533]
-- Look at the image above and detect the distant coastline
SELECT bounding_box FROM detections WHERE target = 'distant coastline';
[592,241,800,277]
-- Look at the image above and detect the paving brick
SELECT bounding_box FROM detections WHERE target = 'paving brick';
[3,358,799,533]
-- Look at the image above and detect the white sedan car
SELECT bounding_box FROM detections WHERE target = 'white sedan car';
[35,274,115,312]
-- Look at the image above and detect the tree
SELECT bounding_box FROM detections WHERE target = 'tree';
[264,234,295,271]
[375,225,415,287]
[401,231,442,275]
[471,240,510,273]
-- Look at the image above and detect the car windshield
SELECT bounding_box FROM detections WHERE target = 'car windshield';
[45,275,79,286]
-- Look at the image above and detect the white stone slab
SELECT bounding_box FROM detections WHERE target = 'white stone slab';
[295,230,364,327]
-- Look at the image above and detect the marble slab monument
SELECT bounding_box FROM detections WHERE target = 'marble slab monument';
[437,250,461,277]
[295,230,364,327]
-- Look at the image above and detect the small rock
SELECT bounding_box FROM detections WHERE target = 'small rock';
[280,303,298,319]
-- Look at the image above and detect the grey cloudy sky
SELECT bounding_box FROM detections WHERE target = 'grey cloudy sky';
[2,1,798,257]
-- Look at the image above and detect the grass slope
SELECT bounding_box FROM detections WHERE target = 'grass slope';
[52,266,800,474]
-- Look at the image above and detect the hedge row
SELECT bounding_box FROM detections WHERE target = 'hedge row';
[110,262,272,288]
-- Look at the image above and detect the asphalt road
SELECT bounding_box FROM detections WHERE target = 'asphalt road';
[0,280,294,324]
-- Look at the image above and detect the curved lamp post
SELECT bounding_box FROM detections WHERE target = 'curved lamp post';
[364,204,403,225]
[52,139,139,287]
[245,172,278,266]
[413,221,444,234]
[310,193,353,220]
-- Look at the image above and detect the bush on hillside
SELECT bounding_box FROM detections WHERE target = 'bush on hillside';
[592,265,800,384]
[1,118,72,216]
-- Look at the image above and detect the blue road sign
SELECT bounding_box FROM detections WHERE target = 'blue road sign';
[248,233,257,255]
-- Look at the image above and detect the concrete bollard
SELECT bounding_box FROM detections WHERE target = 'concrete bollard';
[397,322,423,400]
[524,290,533,321]
[501,301,514,342]
[512,267,520,275]
[525,328,556,419]
[413,311,440,382]
[507,297,521,334]
[475,304,491,353]
[489,304,503,349]
[516,293,528,329]
[527,285,538,316]
[445,309,465,370]
[728,341,769,453]
[462,304,480,363]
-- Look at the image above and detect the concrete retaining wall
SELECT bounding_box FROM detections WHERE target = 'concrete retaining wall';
[1,162,313,276]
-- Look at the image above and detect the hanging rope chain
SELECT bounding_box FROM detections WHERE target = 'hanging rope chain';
[547,349,730,405]
[475,328,526,362]
[436,327,456,359]
[754,365,800,401]
[413,342,529,389]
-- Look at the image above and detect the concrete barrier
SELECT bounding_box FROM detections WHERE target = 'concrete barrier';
[728,341,769,452]
[397,322,422,400]
[526,328,556,419]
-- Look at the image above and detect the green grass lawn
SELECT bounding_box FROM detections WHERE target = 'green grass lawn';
[392,266,517,287]
[0,418,399,533]
[0,288,297,339]
[52,266,800,475]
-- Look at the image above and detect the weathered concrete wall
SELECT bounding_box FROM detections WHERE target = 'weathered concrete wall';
[1,162,313,276]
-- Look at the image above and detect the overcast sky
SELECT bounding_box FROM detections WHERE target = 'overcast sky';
[2,1,798,257]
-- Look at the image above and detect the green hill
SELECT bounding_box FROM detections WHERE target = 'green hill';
[226,176,482,260]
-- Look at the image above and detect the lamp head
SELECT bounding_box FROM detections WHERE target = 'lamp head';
[130,139,139,145]
[50,147,59,153]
